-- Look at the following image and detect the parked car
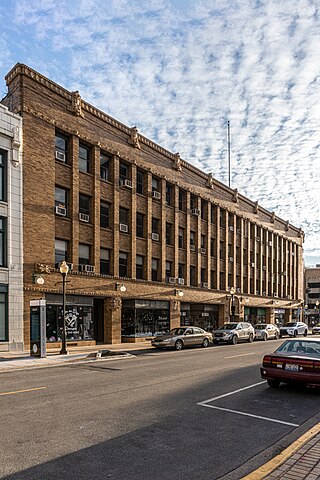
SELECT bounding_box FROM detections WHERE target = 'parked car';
[213,322,254,345]
[279,321,308,338]
[254,323,280,341]
[312,324,320,335]
[151,326,213,350]
[260,338,320,388]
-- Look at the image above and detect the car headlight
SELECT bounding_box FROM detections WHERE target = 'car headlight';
[162,339,170,343]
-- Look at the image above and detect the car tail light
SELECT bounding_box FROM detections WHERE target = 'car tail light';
[263,355,272,366]
[313,360,320,372]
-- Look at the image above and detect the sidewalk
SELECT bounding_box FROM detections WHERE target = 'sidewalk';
[0,341,153,372]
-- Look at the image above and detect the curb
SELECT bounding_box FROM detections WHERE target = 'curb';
[241,422,320,479]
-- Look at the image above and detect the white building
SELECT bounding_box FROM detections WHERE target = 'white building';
[0,103,23,351]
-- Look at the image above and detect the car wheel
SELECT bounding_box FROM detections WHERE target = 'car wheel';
[231,335,238,345]
[293,330,298,337]
[262,333,267,341]
[275,332,280,340]
[248,333,254,343]
[304,329,308,337]
[174,340,183,351]
[202,338,209,348]
[267,379,280,388]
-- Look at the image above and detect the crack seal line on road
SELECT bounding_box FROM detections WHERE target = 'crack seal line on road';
[197,381,299,427]
[0,386,47,396]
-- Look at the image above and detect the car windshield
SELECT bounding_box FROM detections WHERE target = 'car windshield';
[255,324,267,330]
[169,328,187,335]
[221,323,239,330]
[283,322,297,327]
[275,340,320,357]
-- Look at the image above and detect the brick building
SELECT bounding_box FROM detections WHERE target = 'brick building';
[0,102,23,351]
[305,265,320,326]
[1,63,305,349]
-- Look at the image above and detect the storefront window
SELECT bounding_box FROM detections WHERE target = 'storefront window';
[46,295,94,342]
[122,300,169,337]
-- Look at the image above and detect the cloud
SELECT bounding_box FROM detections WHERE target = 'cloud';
[1,0,319,264]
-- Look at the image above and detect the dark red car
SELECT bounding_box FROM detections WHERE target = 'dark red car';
[261,338,320,388]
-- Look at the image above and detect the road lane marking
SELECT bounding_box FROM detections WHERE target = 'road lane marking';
[199,404,299,427]
[198,381,266,405]
[225,353,256,359]
[0,386,47,396]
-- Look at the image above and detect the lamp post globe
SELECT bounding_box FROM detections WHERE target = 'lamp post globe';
[229,287,236,323]
[59,261,69,355]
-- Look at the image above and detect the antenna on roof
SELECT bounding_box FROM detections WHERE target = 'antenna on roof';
[228,120,231,188]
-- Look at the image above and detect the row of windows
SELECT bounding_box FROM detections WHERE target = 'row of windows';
[56,133,293,241]
[54,238,297,297]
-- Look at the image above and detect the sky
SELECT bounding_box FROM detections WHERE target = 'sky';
[0,0,319,266]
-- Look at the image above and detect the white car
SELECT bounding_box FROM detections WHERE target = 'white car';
[279,321,308,338]
[254,323,280,341]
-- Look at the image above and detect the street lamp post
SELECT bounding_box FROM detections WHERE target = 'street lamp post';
[229,287,235,323]
[59,261,69,355]
[316,301,320,326]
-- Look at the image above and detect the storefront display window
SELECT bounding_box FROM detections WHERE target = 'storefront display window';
[122,300,169,337]
[46,295,94,342]
[180,303,219,332]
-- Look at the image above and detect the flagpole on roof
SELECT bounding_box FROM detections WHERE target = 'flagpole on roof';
[228,120,231,188]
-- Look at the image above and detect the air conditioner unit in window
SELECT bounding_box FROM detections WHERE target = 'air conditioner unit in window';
[191,208,200,216]
[273,293,278,297]
[263,266,266,270]
[237,229,241,234]
[190,245,196,252]
[268,241,273,246]
[236,288,241,293]
[178,278,185,285]
[119,223,128,233]
[201,282,209,288]
[200,248,206,254]
[251,262,255,267]
[55,206,66,216]
[120,179,133,188]
[152,233,159,241]
[166,277,176,284]
[229,257,234,262]
[256,237,260,242]
[263,291,267,296]
[79,264,95,273]
[229,226,234,231]
[152,190,161,200]
[79,213,90,222]
[55,150,66,162]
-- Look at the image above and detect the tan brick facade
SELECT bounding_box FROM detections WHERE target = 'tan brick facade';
[1,64,305,348]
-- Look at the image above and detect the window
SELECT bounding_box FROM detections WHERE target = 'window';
[119,252,128,277]
[166,182,174,206]
[220,209,225,228]
[79,244,90,268]
[55,186,69,215]
[100,248,111,275]
[201,235,206,249]
[178,228,185,249]
[211,204,216,224]
[166,261,172,278]
[190,266,196,286]
[210,238,215,257]
[201,268,206,283]
[136,169,145,195]
[152,217,159,234]
[100,202,111,229]
[100,153,110,181]
[120,208,129,229]
[201,200,207,220]
[220,241,224,260]
[55,239,68,265]
[0,287,8,342]
[136,213,145,238]
[152,176,160,192]
[190,194,197,210]
[152,258,159,282]
[79,144,90,173]
[179,189,186,211]
[119,161,129,182]
[136,255,145,280]
[0,218,6,267]
[79,194,90,219]
[190,231,195,247]
[166,223,173,245]
[55,132,68,163]
[178,263,184,279]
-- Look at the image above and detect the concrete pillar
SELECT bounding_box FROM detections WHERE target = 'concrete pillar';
[284,309,292,323]
[170,300,181,329]
[104,297,122,343]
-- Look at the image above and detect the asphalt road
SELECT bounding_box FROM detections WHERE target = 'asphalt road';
[1,339,319,480]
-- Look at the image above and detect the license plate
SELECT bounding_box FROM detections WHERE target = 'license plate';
[285,364,299,371]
